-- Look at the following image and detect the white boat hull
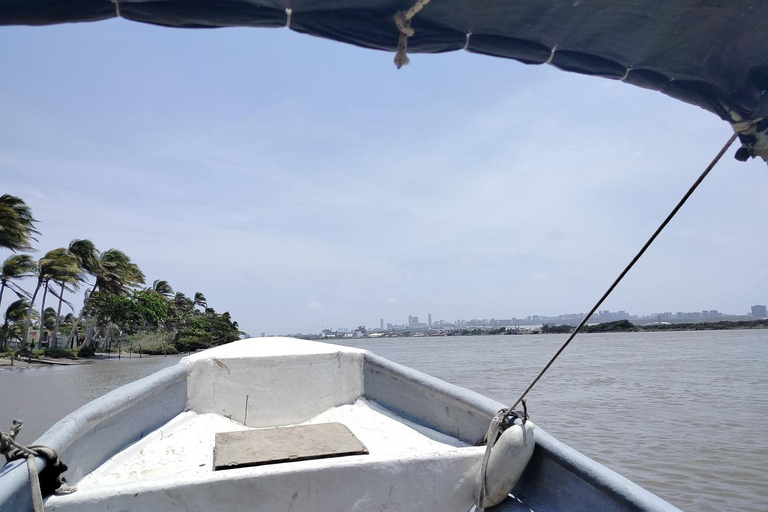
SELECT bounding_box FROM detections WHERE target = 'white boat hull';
[0,338,681,512]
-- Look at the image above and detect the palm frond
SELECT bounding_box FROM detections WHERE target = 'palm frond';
[0,194,40,252]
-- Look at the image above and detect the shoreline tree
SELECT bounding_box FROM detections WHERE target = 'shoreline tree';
[0,194,40,252]
[2,195,243,355]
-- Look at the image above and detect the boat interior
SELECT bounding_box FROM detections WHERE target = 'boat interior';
[1,338,680,512]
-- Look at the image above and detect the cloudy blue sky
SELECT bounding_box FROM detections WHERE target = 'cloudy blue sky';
[1,19,766,335]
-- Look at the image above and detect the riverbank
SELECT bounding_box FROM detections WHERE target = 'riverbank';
[542,318,768,334]
[0,356,90,369]
[0,352,164,369]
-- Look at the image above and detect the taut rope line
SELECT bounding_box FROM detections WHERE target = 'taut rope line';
[508,131,738,412]
[474,132,738,511]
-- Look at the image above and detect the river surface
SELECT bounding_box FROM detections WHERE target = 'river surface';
[2,330,766,512]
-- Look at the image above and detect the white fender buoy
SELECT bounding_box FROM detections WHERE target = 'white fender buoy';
[476,419,535,509]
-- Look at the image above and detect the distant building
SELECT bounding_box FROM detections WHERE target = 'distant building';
[380,318,384,330]
[428,314,432,327]
[751,305,767,317]
[408,315,420,327]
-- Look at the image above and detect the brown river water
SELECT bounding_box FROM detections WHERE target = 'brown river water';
[2,330,766,512]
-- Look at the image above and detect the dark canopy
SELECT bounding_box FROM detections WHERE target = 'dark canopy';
[2,0,767,158]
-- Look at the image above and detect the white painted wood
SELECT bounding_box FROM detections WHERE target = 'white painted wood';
[183,337,366,427]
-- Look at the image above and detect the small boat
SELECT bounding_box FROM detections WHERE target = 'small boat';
[0,2,764,511]
[1,337,680,511]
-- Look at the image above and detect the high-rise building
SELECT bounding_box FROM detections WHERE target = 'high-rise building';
[751,305,767,317]
[408,315,420,327]
[380,318,384,330]
[428,314,432,327]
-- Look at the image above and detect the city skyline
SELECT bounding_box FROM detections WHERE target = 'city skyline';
[281,303,767,336]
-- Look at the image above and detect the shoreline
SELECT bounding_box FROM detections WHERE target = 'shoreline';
[0,352,174,370]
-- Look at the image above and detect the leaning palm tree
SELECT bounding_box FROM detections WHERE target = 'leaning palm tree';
[92,248,145,295]
[0,254,36,311]
[22,248,80,346]
[0,194,40,252]
[174,292,194,314]
[192,292,207,311]
[1,299,32,349]
[68,248,145,347]
[150,279,174,299]
[51,240,97,347]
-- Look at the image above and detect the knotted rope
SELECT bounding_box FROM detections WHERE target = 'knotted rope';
[1,420,74,512]
[394,0,434,68]
[732,117,768,163]
[476,401,527,512]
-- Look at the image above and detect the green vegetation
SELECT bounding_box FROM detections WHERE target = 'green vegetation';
[541,324,574,334]
[542,318,768,335]
[583,320,638,333]
[77,344,96,357]
[43,347,77,359]
[124,331,177,355]
[0,194,40,252]
[642,319,768,331]
[0,195,242,358]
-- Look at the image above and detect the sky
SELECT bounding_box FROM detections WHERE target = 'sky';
[1,19,766,335]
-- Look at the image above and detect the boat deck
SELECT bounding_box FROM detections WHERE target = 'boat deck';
[75,398,472,490]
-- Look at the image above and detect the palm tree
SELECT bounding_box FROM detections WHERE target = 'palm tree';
[58,312,83,344]
[150,279,174,299]
[92,248,145,295]
[1,299,32,349]
[23,248,80,347]
[192,292,207,311]
[69,248,145,348]
[51,240,97,347]
[0,254,36,311]
[0,194,40,252]
[174,291,193,314]
[42,306,57,342]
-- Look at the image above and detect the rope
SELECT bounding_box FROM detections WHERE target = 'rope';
[507,132,738,413]
[473,133,737,511]
[1,419,75,512]
[394,0,434,68]
[545,45,557,65]
[732,117,768,163]
[476,402,527,512]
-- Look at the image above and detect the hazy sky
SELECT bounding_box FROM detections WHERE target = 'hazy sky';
[1,19,766,335]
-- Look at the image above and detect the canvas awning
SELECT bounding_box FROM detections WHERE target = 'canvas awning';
[2,0,767,161]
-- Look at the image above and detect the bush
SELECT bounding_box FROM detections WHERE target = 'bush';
[77,344,96,357]
[542,324,573,334]
[124,332,178,355]
[44,347,76,359]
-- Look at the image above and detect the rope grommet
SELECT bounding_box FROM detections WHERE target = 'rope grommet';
[284,8,292,28]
